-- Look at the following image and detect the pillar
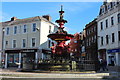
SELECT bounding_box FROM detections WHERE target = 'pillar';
[35,52,38,63]
[5,53,7,68]
[42,53,44,59]
[116,52,119,66]
[18,53,21,68]
[0,52,1,67]
[35,52,38,69]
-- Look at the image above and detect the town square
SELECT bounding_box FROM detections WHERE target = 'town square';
[0,0,120,80]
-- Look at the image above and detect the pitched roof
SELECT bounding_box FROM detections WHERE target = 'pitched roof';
[1,16,57,27]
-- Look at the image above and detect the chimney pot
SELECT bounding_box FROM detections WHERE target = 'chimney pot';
[11,17,17,21]
[42,15,51,21]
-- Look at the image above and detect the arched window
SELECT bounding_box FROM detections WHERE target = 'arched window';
[118,13,120,23]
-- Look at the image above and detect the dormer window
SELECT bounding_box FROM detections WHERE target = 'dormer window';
[102,8,104,13]
[113,2,116,6]
[108,5,110,10]
[110,2,113,8]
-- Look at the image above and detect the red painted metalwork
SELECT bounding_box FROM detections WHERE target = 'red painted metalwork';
[48,5,73,57]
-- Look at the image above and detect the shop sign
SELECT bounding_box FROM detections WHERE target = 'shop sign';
[107,49,120,53]
[22,50,35,53]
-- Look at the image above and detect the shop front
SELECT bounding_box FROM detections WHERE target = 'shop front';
[107,48,120,66]
[98,49,106,60]
[5,49,38,69]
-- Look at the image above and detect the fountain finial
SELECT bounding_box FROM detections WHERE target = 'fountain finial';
[61,5,63,11]
[56,5,67,25]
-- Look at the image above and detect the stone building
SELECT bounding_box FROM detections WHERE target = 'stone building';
[1,15,58,68]
[85,19,98,61]
[97,0,120,71]
[69,33,81,60]
[84,19,99,70]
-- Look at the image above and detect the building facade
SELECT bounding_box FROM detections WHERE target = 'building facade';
[2,15,57,68]
[97,0,120,70]
[69,33,81,60]
[84,19,99,70]
[0,23,2,67]
[85,19,98,62]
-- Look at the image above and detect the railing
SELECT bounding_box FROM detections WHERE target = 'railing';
[76,60,99,71]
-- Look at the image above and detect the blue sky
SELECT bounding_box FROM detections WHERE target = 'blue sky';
[1,2,102,34]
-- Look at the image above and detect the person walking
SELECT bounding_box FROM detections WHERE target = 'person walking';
[103,59,108,71]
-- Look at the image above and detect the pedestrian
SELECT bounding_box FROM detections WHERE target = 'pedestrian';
[103,59,108,71]
[99,58,103,71]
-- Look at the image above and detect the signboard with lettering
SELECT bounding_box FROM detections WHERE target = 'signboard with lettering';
[107,49,120,53]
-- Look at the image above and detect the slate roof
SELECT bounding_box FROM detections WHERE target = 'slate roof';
[0,16,57,27]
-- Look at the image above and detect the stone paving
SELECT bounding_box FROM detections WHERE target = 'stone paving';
[0,68,120,80]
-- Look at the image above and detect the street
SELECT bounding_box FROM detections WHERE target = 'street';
[0,68,120,80]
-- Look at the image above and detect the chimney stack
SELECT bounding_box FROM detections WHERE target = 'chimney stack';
[42,15,51,21]
[11,17,17,21]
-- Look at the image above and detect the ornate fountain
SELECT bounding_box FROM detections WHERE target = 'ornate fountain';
[48,5,73,60]
[46,5,74,71]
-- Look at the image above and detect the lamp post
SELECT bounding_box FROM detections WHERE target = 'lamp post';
[1,28,5,68]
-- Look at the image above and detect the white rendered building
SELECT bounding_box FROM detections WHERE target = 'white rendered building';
[1,15,58,68]
[97,0,120,70]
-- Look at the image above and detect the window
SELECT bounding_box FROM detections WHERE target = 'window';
[86,39,88,46]
[108,5,110,10]
[110,2,113,8]
[106,35,109,44]
[49,26,51,33]
[118,31,120,41]
[111,17,114,25]
[100,22,103,30]
[6,27,9,35]
[5,41,8,46]
[113,2,116,6]
[112,33,115,43]
[23,25,27,33]
[13,40,16,48]
[117,2,119,5]
[118,13,120,23]
[32,23,36,32]
[22,39,26,48]
[101,37,103,45]
[14,26,17,34]
[102,8,104,13]
[105,19,108,28]
[74,40,77,43]
[32,38,35,47]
